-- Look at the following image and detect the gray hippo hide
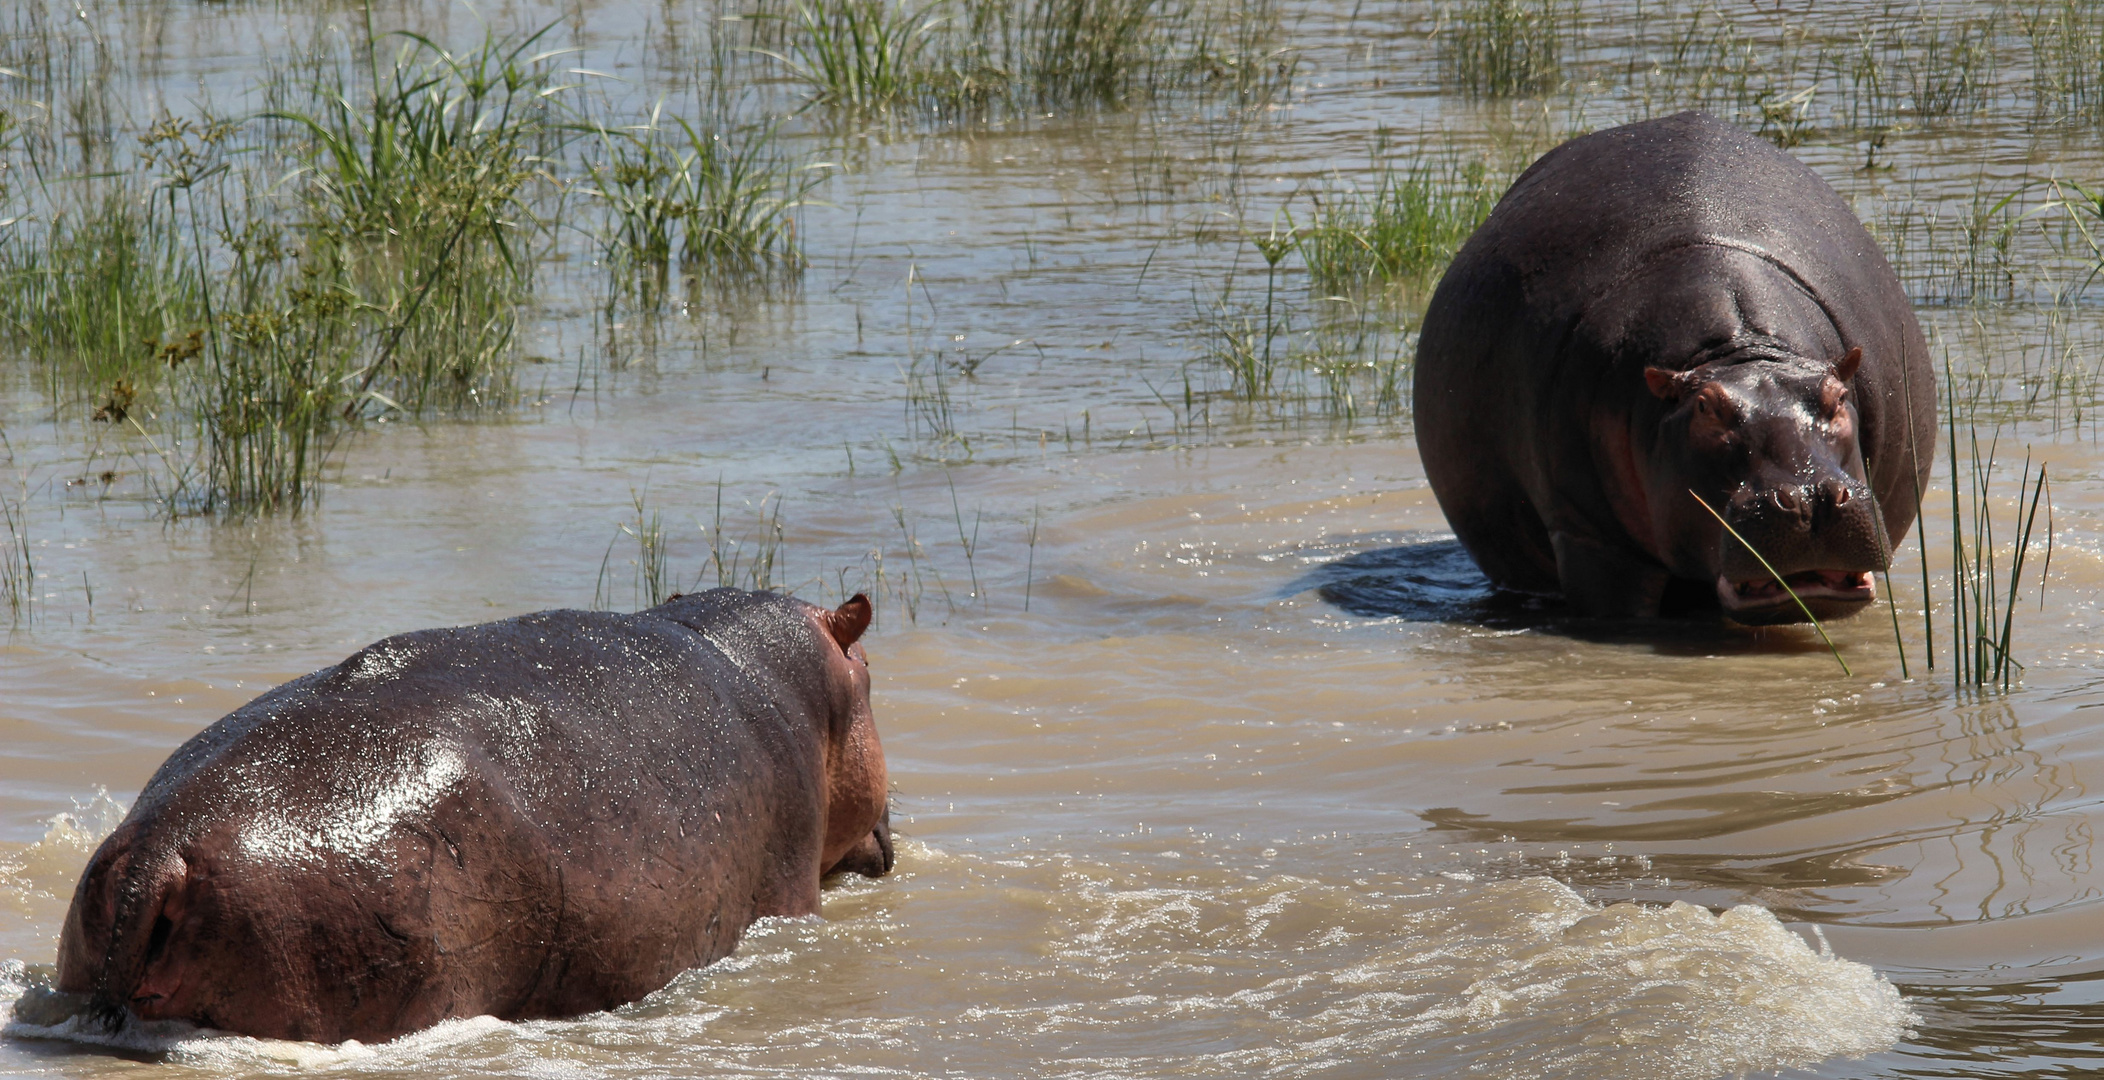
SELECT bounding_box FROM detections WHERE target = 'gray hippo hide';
[1414,110,1937,623]
[55,588,890,1044]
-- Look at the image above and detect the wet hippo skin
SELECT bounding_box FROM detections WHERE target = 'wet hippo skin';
[56,588,891,1044]
[1414,110,1937,623]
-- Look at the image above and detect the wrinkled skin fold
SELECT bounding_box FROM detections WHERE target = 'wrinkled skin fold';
[57,588,891,1044]
[1414,111,1937,622]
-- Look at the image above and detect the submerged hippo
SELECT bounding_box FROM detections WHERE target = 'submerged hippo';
[1414,111,1936,623]
[55,588,890,1044]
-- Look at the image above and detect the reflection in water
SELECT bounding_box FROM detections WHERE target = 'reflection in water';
[1899,973,2104,1079]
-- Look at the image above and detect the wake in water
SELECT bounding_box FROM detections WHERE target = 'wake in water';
[2,832,1912,1079]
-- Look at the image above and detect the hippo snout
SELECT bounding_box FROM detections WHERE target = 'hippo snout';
[1714,477,1885,624]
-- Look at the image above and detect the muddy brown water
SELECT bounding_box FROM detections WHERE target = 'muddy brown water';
[7,1,2104,1076]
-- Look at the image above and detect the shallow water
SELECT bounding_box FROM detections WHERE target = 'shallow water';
[7,0,2104,1076]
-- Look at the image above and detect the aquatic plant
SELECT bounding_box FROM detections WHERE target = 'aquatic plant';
[596,484,790,611]
[2019,0,2104,122]
[701,485,788,593]
[266,19,569,416]
[1941,366,2054,692]
[765,0,1293,115]
[0,485,29,627]
[1440,0,1564,98]
[769,0,945,110]
[1294,154,1501,295]
[582,111,825,304]
[0,185,204,406]
[1902,13,1999,121]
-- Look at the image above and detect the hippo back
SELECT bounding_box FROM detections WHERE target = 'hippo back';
[59,589,846,1042]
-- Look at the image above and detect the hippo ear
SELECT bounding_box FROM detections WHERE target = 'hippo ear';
[1831,346,1863,383]
[828,594,872,650]
[1643,367,1686,401]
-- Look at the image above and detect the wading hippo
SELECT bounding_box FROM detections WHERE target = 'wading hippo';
[1414,111,1936,623]
[55,588,890,1044]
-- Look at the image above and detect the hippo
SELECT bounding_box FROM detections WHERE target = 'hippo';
[53,588,890,1044]
[1413,110,1937,623]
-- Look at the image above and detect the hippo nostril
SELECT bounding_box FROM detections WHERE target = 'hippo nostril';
[1772,489,1797,511]
[1824,480,1851,506]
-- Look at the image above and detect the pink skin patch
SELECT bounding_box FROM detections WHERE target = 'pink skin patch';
[1715,569,1875,614]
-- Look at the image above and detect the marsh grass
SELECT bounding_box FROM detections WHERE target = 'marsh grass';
[2020,0,2104,122]
[1941,365,2055,691]
[596,489,674,609]
[595,483,788,610]
[1441,0,1565,98]
[1902,13,1999,121]
[267,20,570,416]
[0,186,204,404]
[1,486,30,627]
[771,0,943,111]
[583,111,826,306]
[763,0,1293,115]
[1196,261,1414,419]
[0,16,594,517]
[1294,154,1500,296]
[906,352,971,459]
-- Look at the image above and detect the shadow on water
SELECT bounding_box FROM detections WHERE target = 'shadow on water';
[1290,533,1842,659]
[1290,533,1527,623]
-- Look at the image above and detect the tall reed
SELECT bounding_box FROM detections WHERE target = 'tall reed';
[1,487,30,627]
[1942,366,2054,692]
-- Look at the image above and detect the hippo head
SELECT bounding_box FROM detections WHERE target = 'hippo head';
[1641,346,1887,625]
[811,594,894,878]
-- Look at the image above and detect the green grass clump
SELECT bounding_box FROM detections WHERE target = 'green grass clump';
[0,185,204,405]
[268,21,569,416]
[1440,0,1564,98]
[2021,0,2104,122]
[774,0,943,111]
[584,113,826,305]
[1295,157,1501,296]
[950,0,1160,108]
[763,0,1292,115]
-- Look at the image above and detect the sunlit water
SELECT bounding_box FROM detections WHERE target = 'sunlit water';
[6,1,2104,1077]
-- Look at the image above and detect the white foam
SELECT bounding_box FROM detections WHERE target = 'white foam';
[1403,884,1915,1077]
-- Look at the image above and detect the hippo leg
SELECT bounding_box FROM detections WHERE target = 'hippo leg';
[1551,531,1670,618]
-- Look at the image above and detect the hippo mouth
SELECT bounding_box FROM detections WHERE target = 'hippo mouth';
[1715,569,1875,625]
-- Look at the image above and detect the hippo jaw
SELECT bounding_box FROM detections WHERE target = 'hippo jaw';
[1709,473,1887,625]
[1715,568,1876,625]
